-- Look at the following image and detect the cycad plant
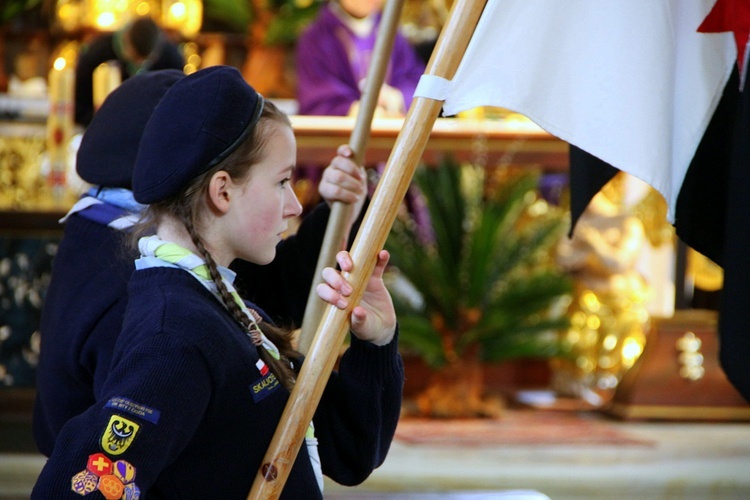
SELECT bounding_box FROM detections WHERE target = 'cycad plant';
[385,158,572,418]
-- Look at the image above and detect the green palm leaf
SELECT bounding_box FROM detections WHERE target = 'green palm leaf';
[386,158,572,368]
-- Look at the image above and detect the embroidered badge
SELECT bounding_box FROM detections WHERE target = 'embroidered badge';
[72,456,139,498]
[101,415,140,456]
[86,453,112,476]
[97,474,124,500]
[105,397,161,425]
[71,469,98,495]
[123,482,141,500]
[113,460,136,484]
[250,360,280,403]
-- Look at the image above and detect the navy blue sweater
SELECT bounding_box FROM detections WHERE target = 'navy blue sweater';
[34,213,135,457]
[32,266,403,498]
[33,201,355,456]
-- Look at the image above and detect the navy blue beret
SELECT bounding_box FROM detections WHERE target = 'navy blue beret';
[76,69,185,189]
[132,66,265,204]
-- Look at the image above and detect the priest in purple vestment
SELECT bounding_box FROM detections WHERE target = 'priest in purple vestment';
[296,0,425,117]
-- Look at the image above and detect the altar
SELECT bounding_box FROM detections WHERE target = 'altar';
[289,115,568,170]
[0,111,568,213]
[0,111,568,228]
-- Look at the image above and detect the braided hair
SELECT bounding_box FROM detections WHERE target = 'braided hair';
[133,100,300,390]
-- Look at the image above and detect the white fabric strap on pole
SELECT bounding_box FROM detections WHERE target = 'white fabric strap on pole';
[413,74,452,101]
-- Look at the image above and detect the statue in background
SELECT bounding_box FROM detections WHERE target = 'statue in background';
[553,173,650,405]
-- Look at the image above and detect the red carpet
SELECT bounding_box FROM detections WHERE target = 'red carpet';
[394,410,654,447]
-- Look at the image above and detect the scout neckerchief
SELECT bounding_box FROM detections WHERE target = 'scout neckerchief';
[60,187,143,230]
[135,235,323,492]
[136,235,280,358]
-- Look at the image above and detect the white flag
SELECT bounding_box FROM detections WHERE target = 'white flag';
[433,0,736,221]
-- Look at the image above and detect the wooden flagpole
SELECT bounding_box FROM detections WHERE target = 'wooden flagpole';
[248,0,488,497]
[297,0,407,356]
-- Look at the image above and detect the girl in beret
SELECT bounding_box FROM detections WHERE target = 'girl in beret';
[34,69,377,461]
[32,65,402,499]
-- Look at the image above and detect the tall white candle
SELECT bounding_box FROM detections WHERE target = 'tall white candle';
[47,56,75,201]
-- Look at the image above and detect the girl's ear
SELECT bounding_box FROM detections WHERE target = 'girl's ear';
[208,170,232,214]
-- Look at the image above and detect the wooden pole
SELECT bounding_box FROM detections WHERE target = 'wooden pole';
[297,0,406,355]
[247,0,488,497]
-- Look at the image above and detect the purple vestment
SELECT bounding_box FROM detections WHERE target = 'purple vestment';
[296,3,425,116]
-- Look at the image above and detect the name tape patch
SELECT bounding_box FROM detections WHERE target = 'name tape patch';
[105,397,160,425]
[250,362,280,403]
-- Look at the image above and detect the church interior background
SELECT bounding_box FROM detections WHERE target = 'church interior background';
[1,1,749,498]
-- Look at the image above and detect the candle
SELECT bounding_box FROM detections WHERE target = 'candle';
[93,61,121,111]
[47,56,75,202]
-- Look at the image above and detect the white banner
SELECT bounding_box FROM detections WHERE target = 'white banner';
[438,0,735,221]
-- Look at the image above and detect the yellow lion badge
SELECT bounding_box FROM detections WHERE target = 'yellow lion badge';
[101,415,140,456]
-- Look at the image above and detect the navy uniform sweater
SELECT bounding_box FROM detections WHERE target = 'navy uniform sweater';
[34,213,135,457]
[32,266,404,498]
[33,201,354,456]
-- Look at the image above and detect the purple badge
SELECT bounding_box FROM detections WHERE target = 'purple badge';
[71,469,99,495]
[113,460,136,484]
[123,482,141,500]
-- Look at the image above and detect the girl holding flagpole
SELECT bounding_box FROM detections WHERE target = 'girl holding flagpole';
[35,68,378,460]
[32,65,403,499]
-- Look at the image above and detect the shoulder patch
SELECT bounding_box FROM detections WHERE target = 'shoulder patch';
[86,453,112,476]
[123,482,142,499]
[101,415,140,456]
[250,362,280,403]
[71,469,98,495]
[113,459,137,484]
[105,397,161,425]
[71,457,140,498]
[97,474,124,499]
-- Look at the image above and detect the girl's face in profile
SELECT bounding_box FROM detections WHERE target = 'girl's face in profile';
[225,121,303,265]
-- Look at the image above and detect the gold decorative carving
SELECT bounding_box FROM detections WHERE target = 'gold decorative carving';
[0,135,47,209]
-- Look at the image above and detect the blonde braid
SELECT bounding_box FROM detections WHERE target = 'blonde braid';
[129,101,301,389]
[183,216,298,391]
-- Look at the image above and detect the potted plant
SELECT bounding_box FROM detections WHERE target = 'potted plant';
[385,158,572,418]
